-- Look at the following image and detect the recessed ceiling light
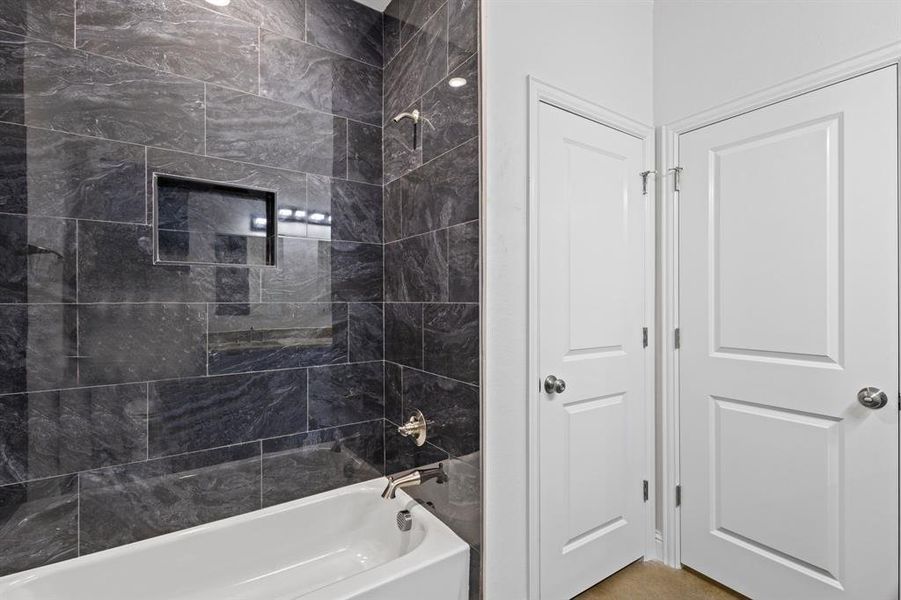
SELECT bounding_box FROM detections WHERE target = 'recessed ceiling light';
[205,0,231,6]
[448,77,467,88]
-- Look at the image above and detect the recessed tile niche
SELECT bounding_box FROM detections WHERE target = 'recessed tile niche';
[153,174,277,267]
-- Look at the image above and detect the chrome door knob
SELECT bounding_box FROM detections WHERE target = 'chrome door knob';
[857,387,888,409]
[544,375,566,394]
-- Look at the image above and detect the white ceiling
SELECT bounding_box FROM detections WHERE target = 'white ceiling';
[353,0,391,12]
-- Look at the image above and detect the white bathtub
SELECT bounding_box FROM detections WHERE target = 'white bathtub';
[0,478,470,600]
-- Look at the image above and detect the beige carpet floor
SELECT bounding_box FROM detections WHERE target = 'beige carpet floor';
[574,560,748,600]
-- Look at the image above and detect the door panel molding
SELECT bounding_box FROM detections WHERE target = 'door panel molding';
[527,76,656,599]
[659,41,901,583]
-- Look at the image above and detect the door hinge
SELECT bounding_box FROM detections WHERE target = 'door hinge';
[674,328,681,349]
[668,166,683,193]
[675,484,682,507]
[640,170,656,195]
[642,326,649,348]
[643,480,649,502]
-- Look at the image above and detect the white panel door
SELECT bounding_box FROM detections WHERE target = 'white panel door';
[679,66,899,599]
[538,102,648,600]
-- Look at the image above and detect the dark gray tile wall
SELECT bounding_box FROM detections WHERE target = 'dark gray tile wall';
[382,1,481,597]
[0,0,390,577]
[0,1,480,593]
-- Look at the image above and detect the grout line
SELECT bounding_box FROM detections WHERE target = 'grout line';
[0,33,381,130]
[420,304,425,370]
[145,383,150,460]
[143,146,150,224]
[76,473,81,556]
[257,27,262,96]
[202,84,207,156]
[383,134,479,186]
[384,217,479,246]
[445,226,451,296]
[205,303,210,376]
[0,299,436,307]
[399,362,405,418]
[0,118,381,184]
[383,1,448,72]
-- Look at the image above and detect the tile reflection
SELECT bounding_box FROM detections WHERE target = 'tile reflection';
[208,302,348,374]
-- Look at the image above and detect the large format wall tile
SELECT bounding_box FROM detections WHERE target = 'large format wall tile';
[401,453,480,548]
[0,37,205,153]
[347,121,383,185]
[331,241,383,302]
[0,475,78,577]
[76,0,259,93]
[78,220,259,303]
[79,444,261,554]
[385,361,403,423]
[0,0,481,578]
[385,423,448,474]
[0,123,146,222]
[206,86,347,177]
[349,302,384,363]
[399,138,480,237]
[422,56,479,163]
[0,304,77,394]
[0,0,74,46]
[382,0,402,65]
[308,361,384,429]
[0,33,25,124]
[394,0,446,52]
[0,385,147,486]
[402,369,478,457]
[149,369,307,457]
[261,237,331,302]
[383,3,447,125]
[0,214,77,304]
[78,303,208,386]
[385,231,449,302]
[262,237,330,302]
[448,0,478,72]
[449,221,479,303]
[382,99,422,183]
[385,303,422,368]
[261,420,383,507]
[383,179,403,242]
[306,0,383,67]
[184,0,307,43]
[208,302,348,374]
[308,176,382,243]
[424,303,479,384]
[261,31,382,125]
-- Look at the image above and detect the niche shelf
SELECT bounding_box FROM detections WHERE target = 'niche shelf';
[152,174,277,268]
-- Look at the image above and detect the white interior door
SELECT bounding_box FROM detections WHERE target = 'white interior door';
[679,66,899,599]
[537,101,649,600]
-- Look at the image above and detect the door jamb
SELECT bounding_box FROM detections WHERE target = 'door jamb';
[526,76,657,598]
[659,42,901,570]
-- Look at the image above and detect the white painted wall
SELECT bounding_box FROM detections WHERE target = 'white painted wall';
[654,0,901,124]
[482,2,654,597]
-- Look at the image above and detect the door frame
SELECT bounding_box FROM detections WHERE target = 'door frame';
[526,76,657,598]
[659,42,901,570]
